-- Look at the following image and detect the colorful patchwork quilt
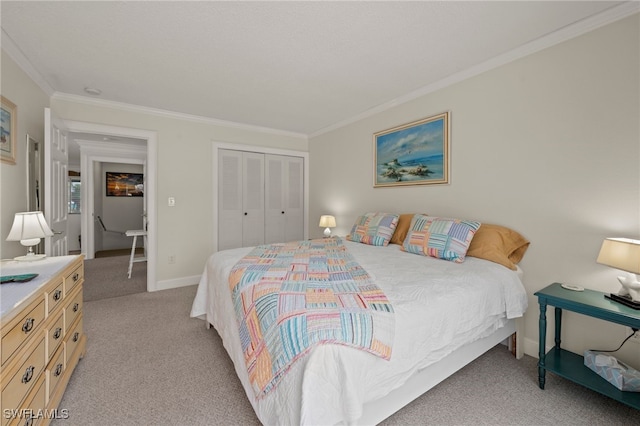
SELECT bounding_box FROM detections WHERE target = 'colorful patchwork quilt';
[229,237,395,398]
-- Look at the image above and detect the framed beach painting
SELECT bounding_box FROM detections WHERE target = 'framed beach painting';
[1,96,17,165]
[373,111,449,187]
[106,172,144,197]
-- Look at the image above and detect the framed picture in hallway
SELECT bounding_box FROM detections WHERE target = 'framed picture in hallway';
[106,172,144,197]
[373,111,449,187]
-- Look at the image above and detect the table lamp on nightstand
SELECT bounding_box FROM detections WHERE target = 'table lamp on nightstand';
[6,211,54,261]
[319,215,336,238]
[596,237,640,306]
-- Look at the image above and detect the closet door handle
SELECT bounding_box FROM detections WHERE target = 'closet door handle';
[244,212,248,216]
[281,211,285,214]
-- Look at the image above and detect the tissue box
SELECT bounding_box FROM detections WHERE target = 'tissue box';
[584,350,640,392]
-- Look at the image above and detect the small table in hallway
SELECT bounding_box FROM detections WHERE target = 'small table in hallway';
[125,229,147,279]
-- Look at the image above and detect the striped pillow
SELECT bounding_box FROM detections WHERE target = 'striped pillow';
[347,213,399,246]
[402,215,481,263]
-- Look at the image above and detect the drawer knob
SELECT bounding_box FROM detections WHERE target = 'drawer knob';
[73,303,79,312]
[53,327,62,340]
[73,332,80,342]
[24,417,33,426]
[54,363,63,377]
[22,318,35,333]
[73,273,80,282]
[53,289,62,301]
[22,365,35,384]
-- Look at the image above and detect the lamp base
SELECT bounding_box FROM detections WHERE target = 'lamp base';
[14,254,47,262]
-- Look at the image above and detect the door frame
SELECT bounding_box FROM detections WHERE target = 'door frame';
[65,120,158,292]
[212,141,309,252]
[76,140,146,257]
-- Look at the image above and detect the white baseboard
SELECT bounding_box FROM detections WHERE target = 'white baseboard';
[524,337,537,358]
[152,275,200,292]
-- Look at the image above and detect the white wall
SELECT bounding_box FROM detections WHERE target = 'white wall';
[309,15,640,365]
[0,51,50,259]
[50,97,308,285]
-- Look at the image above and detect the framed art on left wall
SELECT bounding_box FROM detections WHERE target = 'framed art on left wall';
[1,96,17,165]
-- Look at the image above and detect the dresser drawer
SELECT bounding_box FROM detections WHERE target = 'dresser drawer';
[46,279,64,315]
[1,300,45,367]
[47,313,64,360]
[64,289,82,333]
[64,263,83,296]
[47,346,65,401]
[3,373,46,426]
[65,316,83,366]
[1,336,46,414]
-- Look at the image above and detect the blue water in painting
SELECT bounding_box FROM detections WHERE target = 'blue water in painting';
[377,154,444,183]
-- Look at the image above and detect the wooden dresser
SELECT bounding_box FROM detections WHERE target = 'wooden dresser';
[1,255,86,426]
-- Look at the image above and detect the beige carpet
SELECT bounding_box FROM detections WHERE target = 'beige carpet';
[83,255,146,302]
[54,285,637,426]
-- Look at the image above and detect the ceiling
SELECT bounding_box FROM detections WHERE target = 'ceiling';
[0,1,631,137]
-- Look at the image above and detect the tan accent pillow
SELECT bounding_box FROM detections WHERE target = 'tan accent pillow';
[389,213,417,245]
[466,223,530,270]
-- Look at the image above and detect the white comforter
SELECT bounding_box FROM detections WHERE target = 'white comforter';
[190,240,528,425]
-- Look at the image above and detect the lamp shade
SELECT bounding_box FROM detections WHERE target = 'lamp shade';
[596,238,640,274]
[6,211,54,243]
[319,215,336,228]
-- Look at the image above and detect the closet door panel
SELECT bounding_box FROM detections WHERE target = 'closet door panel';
[218,150,243,251]
[264,155,285,244]
[284,156,304,243]
[242,152,265,247]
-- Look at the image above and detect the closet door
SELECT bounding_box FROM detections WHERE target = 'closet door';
[218,150,243,251]
[218,149,303,250]
[241,152,265,247]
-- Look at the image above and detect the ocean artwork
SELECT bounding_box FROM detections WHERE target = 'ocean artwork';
[1,96,16,164]
[0,107,11,145]
[374,112,449,187]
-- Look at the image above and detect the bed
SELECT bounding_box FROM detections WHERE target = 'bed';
[190,214,529,425]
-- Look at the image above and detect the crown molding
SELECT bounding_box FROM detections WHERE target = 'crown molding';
[51,92,307,140]
[1,29,55,96]
[309,2,640,138]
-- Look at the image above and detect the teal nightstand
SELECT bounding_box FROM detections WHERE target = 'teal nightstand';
[535,283,640,410]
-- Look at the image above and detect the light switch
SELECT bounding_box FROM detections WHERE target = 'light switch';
[168,197,176,207]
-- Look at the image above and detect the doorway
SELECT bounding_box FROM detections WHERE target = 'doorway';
[63,120,158,292]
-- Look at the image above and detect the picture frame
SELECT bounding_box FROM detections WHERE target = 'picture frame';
[106,172,144,197]
[1,96,17,165]
[373,111,450,187]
